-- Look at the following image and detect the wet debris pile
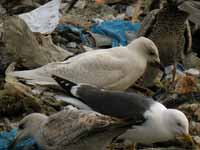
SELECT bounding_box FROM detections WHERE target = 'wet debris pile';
[0,0,200,150]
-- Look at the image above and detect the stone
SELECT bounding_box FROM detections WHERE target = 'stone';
[0,16,72,74]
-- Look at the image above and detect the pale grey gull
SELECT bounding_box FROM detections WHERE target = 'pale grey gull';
[7,37,163,91]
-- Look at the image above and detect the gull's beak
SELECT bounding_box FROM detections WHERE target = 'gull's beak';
[177,134,195,145]
[151,60,165,72]
[182,134,194,143]
[150,58,166,81]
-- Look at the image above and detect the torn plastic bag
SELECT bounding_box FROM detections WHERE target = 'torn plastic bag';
[90,20,141,47]
[19,0,61,34]
[0,128,38,150]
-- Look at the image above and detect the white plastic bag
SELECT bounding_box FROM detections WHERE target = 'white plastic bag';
[19,0,61,34]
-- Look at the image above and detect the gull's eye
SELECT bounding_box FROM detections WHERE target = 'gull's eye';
[18,123,25,130]
[149,51,155,56]
[177,122,182,127]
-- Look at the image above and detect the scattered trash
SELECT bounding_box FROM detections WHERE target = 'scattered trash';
[193,136,200,148]
[126,6,134,17]
[56,24,95,48]
[87,32,112,48]
[185,68,200,77]
[175,76,198,94]
[91,20,141,46]
[0,128,37,150]
[159,64,185,81]
[52,20,141,52]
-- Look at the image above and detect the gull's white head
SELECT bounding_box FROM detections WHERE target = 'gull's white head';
[164,109,190,139]
[9,113,48,149]
[116,107,193,146]
[128,37,164,70]
[160,109,194,146]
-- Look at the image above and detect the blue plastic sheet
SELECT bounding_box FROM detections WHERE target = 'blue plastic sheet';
[0,128,38,150]
[56,24,95,47]
[56,24,83,34]
[90,20,141,47]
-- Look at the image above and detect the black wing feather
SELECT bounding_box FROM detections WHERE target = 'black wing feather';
[53,75,154,124]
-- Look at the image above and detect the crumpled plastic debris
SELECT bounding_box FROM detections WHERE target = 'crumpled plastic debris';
[185,68,200,77]
[18,0,61,34]
[160,64,185,81]
[55,23,109,49]
[56,24,91,45]
[0,128,38,150]
[175,75,198,94]
[90,20,141,47]
[53,24,95,52]
[163,64,200,80]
